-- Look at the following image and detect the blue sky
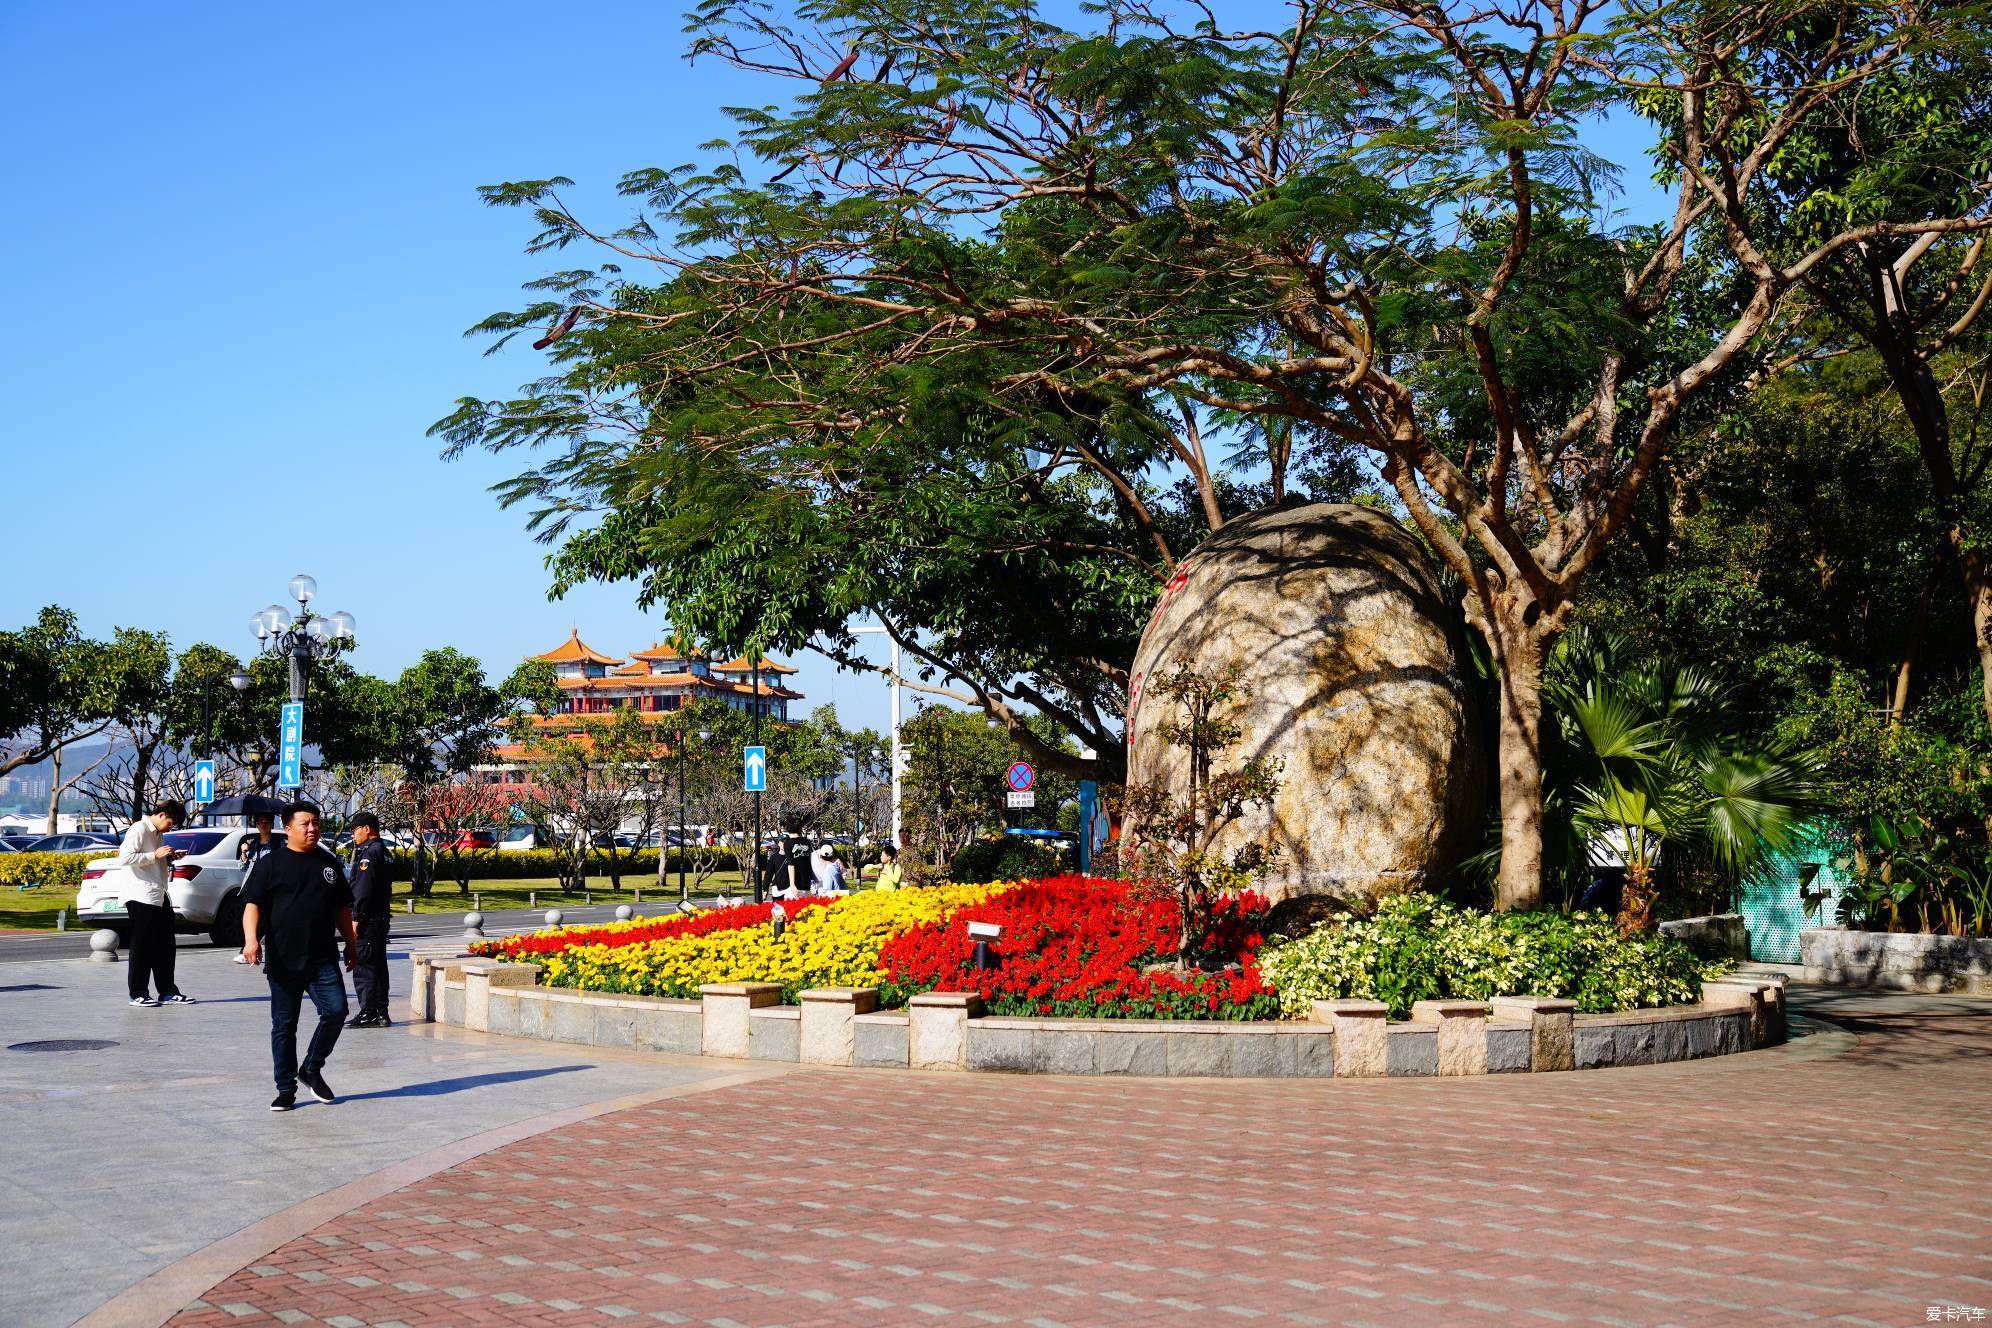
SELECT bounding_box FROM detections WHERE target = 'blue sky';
[0,1,911,733]
[1,2,1670,743]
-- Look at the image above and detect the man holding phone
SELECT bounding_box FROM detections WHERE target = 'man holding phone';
[117,800,193,1007]
[242,802,357,1111]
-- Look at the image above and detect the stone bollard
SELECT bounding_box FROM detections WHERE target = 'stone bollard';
[463,911,485,941]
[406,898,415,915]
[908,991,983,1070]
[615,904,633,921]
[1489,996,1577,1072]
[586,892,593,906]
[799,987,880,1065]
[88,928,121,964]
[1411,1000,1491,1075]
[56,908,67,931]
[1312,999,1388,1077]
[700,982,782,1058]
[544,908,563,928]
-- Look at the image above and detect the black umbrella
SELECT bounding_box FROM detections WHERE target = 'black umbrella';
[199,794,290,819]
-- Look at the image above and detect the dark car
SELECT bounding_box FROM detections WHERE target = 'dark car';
[1,834,48,852]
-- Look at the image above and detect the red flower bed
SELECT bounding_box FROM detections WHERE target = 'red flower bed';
[471,896,834,961]
[877,876,1279,1020]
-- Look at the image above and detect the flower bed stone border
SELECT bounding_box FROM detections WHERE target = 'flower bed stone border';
[408,950,1788,1078]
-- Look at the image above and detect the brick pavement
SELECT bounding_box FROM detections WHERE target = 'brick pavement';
[167,990,1991,1328]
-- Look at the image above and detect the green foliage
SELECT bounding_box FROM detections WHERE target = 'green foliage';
[1257,894,1723,1019]
[1815,814,1992,937]
[947,835,1065,884]
[0,853,89,890]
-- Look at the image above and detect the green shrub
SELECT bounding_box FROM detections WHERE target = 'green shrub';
[0,853,90,890]
[1257,893,1724,1018]
[948,836,1066,884]
[386,847,733,882]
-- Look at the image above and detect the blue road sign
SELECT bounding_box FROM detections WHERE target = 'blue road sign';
[278,701,305,790]
[1005,760,1036,793]
[743,745,768,793]
[193,760,216,804]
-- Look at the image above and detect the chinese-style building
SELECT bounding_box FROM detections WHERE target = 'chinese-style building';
[527,631,803,723]
[479,633,804,794]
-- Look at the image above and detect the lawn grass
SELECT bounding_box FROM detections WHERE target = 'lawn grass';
[0,881,85,932]
[0,866,885,930]
[391,873,753,916]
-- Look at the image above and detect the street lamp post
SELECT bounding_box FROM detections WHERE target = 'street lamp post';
[248,574,355,787]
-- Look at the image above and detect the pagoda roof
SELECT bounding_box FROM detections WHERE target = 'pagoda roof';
[630,641,706,662]
[712,654,799,675]
[530,630,623,667]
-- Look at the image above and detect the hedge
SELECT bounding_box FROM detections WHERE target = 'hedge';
[0,853,91,889]
[389,847,736,881]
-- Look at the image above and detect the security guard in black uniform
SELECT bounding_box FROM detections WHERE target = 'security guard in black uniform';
[345,811,395,1027]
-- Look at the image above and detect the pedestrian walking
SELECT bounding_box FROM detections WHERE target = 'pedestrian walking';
[116,800,194,1007]
[345,811,394,1028]
[241,801,356,1112]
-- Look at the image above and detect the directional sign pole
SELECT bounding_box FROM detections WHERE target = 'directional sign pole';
[751,654,764,904]
[277,701,306,791]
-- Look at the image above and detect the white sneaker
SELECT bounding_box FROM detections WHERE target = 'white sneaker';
[232,953,250,964]
[129,996,159,1008]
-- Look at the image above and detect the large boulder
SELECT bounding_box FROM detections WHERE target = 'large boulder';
[1125,503,1484,905]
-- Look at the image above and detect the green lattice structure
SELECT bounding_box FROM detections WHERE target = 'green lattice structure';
[1737,820,1851,962]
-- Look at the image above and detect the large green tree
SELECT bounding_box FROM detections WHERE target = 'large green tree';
[443,0,1992,907]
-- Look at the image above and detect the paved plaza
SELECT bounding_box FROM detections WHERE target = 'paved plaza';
[6,945,1988,1328]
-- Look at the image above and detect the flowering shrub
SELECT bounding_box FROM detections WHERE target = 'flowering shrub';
[521,884,1010,1000]
[879,876,1281,1020]
[1256,893,1725,1018]
[469,896,834,962]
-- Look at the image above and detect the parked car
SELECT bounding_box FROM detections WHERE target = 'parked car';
[425,828,497,851]
[24,833,121,855]
[0,834,44,852]
[497,825,539,851]
[592,832,641,850]
[0,839,16,853]
[74,828,278,946]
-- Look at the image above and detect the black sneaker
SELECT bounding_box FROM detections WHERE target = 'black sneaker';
[270,1092,296,1112]
[299,1069,335,1104]
[346,1013,385,1029]
[129,996,159,1008]
[160,993,197,1005]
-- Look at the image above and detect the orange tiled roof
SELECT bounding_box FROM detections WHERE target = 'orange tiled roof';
[529,630,622,666]
[712,654,798,675]
[608,661,653,677]
[630,641,706,662]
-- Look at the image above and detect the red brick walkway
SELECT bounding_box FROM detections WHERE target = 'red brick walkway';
[168,991,1991,1327]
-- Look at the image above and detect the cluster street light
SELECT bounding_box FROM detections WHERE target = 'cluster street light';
[250,573,355,703]
[247,573,355,789]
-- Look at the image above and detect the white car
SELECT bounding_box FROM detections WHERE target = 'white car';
[497,825,539,851]
[75,828,272,947]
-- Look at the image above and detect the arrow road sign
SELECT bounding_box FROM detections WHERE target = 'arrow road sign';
[1005,760,1036,793]
[743,745,768,793]
[278,701,305,790]
[193,760,216,804]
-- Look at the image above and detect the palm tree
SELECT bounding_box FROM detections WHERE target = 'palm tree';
[1545,630,1816,932]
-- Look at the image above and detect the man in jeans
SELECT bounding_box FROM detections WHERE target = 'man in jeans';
[116,800,193,1007]
[241,801,356,1111]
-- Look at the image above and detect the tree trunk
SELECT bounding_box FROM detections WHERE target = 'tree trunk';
[1890,549,1943,724]
[1964,549,1992,732]
[129,742,153,824]
[45,748,62,836]
[1493,658,1547,911]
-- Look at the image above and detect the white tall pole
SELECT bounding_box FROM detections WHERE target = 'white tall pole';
[889,635,904,849]
[849,624,904,849]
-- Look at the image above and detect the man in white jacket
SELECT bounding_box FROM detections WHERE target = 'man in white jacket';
[118,801,193,1007]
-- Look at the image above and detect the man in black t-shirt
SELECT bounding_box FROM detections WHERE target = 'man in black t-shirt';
[242,801,357,1112]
